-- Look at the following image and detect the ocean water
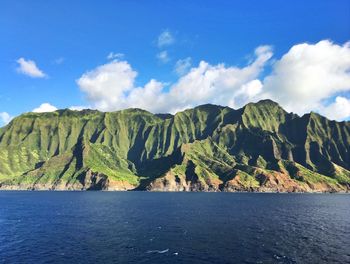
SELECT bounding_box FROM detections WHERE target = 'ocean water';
[0,192,349,264]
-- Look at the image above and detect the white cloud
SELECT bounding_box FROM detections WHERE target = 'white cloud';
[125,79,167,111]
[76,60,137,111]
[32,103,58,113]
[157,30,174,48]
[320,96,350,121]
[16,58,47,78]
[107,52,124,60]
[263,40,350,115]
[157,51,170,63]
[69,106,87,111]
[0,112,12,126]
[166,45,271,111]
[174,57,192,76]
[75,40,350,120]
[234,79,263,99]
[77,45,272,113]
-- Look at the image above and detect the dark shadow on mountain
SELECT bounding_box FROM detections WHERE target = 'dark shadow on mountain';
[185,160,198,182]
[155,113,173,120]
[132,148,183,190]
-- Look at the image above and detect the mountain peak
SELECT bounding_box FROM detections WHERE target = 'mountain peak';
[246,99,283,109]
[193,103,227,111]
[241,99,289,132]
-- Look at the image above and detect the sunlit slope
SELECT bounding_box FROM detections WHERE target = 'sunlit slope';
[0,100,349,191]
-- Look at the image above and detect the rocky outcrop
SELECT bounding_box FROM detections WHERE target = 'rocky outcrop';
[0,170,136,191]
[146,171,221,192]
[146,170,348,193]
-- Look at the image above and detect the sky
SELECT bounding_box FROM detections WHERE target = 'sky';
[0,0,350,125]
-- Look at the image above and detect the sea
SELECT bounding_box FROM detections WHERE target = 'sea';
[0,192,349,264]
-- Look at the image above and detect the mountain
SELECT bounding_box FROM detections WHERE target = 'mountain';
[0,99,349,192]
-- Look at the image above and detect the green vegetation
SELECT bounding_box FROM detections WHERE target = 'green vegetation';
[234,170,260,189]
[0,100,349,191]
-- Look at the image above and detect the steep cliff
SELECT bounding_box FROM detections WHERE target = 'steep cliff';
[0,100,349,192]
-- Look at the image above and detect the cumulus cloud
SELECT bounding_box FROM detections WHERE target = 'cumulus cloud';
[263,40,350,115]
[75,40,350,120]
[16,58,47,78]
[234,79,263,101]
[32,103,58,113]
[157,51,170,63]
[166,45,271,111]
[320,96,350,121]
[157,30,174,48]
[77,46,273,113]
[124,79,168,111]
[0,112,12,126]
[77,60,137,111]
[107,52,124,60]
[174,57,192,76]
[69,106,87,111]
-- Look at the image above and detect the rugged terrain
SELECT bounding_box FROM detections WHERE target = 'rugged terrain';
[0,99,349,192]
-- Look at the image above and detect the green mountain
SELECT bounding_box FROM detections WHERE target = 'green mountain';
[0,99,349,192]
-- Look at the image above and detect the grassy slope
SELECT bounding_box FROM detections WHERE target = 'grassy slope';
[0,100,349,190]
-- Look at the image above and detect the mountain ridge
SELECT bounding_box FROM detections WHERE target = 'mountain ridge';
[0,99,349,192]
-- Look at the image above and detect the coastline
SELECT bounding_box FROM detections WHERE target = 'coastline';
[0,185,348,193]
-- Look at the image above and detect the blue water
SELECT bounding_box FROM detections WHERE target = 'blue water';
[0,192,349,264]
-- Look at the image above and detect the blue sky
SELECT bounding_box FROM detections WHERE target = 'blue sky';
[0,0,350,124]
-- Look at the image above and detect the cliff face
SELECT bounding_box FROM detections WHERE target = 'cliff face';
[0,99,349,192]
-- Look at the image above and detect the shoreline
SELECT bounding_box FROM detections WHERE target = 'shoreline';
[0,187,348,194]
